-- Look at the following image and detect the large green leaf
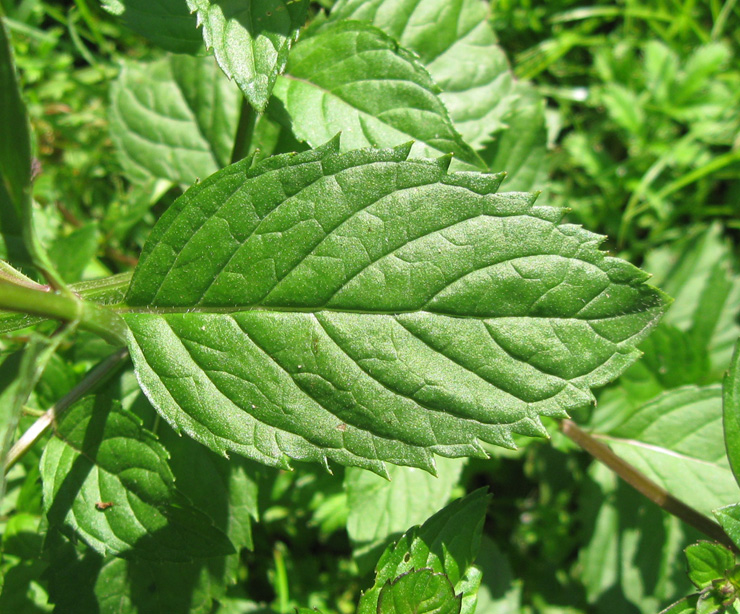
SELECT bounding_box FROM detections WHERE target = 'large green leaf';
[187,0,309,112]
[346,458,465,573]
[271,22,484,170]
[100,0,203,54]
[122,139,668,473]
[326,0,548,190]
[41,395,234,561]
[603,385,740,517]
[357,488,488,614]
[0,17,33,264]
[378,568,461,614]
[110,54,240,186]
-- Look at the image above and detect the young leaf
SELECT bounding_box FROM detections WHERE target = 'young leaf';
[122,139,668,474]
[110,54,240,186]
[346,458,465,573]
[187,0,309,112]
[100,0,203,53]
[685,542,735,589]
[41,395,234,561]
[377,568,461,614]
[357,488,488,614]
[725,338,740,488]
[271,22,484,169]
[605,385,740,517]
[715,504,740,551]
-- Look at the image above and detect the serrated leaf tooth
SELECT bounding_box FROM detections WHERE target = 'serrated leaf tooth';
[515,416,549,439]
[442,170,505,195]
[433,153,453,171]
[392,141,414,160]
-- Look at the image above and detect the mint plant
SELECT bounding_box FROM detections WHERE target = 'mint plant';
[1,1,739,612]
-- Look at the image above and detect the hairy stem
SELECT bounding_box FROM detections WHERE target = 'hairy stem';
[560,419,737,551]
[0,280,127,345]
[230,96,258,164]
[4,348,129,472]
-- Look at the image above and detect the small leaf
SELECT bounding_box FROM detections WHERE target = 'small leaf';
[605,385,740,516]
[41,395,234,561]
[272,22,484,169]
[377,568,461,614]
[101,0,203,53]
[659,595,700,614]
[123,139,669,473]
[48,222,100,283]
[357,489,488,614]
[715,504,740,552]
[110,54,240,185]
[685,542,735,589]
[188,0,309,112]
[725,338,740,488]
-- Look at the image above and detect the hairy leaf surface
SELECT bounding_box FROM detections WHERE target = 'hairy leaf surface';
[110,55,240,185]
[122,140,668,473]
[378,568,461,614]
[187,0,309,112]
[357,489,488,614]
[41,395,234,561]
[272,22,483,169]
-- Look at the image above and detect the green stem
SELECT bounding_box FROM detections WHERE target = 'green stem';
[230,97,258,164]
[560,419,737,551]
[4,348,129,472]
[0,280,127,345]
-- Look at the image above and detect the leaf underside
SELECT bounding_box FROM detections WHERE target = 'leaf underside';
[122,138,669,475]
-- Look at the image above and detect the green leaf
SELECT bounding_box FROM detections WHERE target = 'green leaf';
[326,0,549,190]
[715,505,740,551]
[271,22,484,170]
[578,463,698,613]
[0,17,33,264]
[187,0,309,112]
[589,323,709,432]
[605,385,740,517]
[45,538,218,614]
[48,222,99,283]
[122,139,668,473]
[346,458,465,573]
[357,488,488,614]
[645,224,740,375]
[472,536,521,614]
[377,568,461,614]
[659,595,700,614]
[110,54,240,185]
[100,0,203,53]
[685,542,735,589]
[725,338,740,489]
[41,395,234,561]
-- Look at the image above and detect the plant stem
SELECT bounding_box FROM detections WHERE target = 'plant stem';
[4,348,129,473]
[0,280,127,345]
[230,97,258,164]
[560,419,737,551]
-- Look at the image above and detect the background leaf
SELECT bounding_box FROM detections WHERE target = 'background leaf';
[0,17,33,264]
[187,0,309,112]
[271,21,484,169]
[602,385,740,517]
[725,338,740,488]
[41,395,234,561]
[110,54,240,186]
[345,457,465,573]
[326,0,548,190]
[101,0,203,54]
[122,140,668,473]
